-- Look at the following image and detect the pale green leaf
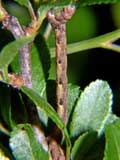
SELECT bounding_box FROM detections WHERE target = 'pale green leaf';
[0,35,35,80]
[105,114,118,125]
[104,119,120,160]
[37,107,48,127]
[10,124,49,160]
[14,0,29,8]
[69,79,113,137]
[21,86,71,160]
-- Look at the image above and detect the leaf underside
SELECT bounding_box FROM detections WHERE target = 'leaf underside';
[69,79,113,138]
[10,124,49,160]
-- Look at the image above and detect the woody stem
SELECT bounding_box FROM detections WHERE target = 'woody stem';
[3,16,32,88]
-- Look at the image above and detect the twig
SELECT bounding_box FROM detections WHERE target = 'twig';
[0,1,37,88]
[3,16,32,88]
[101,43,120,53]
[50,29,120,57]
[47,137,65,160]
[0,1,40,88]
[47,6,75,125]
[2,16,25,38]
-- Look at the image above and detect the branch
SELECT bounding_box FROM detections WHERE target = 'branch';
[101,43,120,53]
[3,16,33,88]
[0,1,35,88]
[50,29,120,57]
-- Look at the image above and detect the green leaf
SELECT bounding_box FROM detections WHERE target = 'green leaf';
[0,82,28,130]
[38,1,73,26]
[39,0,72,6]
[10,124,49,160]
[71,132,97,160]
[38,5,52,25]
[104,119,120,160]
[38,0,119,32]
[32,35,50,97]
[21,86,71,160]
[11,43,46,97]
[14,0,120,9]
[37,0,119,7]
[69,79,113,138]
[0,35,35,80]
[31,44,46,97]
[77,0,119,6]
[14,0,29,8]
[0,84,14,130]
[11,38,49,126]
[68,84,80,121]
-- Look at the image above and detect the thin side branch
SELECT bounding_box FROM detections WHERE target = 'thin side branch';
[50,29,120,57]
[101,43,120,53]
